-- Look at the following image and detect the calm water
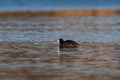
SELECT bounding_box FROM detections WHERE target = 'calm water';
[0,0,120,11]
[0,16,120,80]
[0,16,120,42]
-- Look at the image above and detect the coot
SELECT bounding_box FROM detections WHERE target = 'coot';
[58,38,79,48]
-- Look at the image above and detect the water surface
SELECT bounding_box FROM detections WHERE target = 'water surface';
[0,16,120,80]
[0,0,120,11]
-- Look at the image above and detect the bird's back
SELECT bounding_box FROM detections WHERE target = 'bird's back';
[61,40,79,48]
[65,40,79,45]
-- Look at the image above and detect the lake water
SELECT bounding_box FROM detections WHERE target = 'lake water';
[0,0,120,11]
[0,16,120,42]
[0,16,120,80]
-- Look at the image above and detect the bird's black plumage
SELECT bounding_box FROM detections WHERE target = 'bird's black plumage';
[59,38,79,48]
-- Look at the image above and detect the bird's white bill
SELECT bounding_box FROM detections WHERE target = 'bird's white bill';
[57,40,59,43]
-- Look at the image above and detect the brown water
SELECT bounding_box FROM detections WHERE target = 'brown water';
[0,16,120,80]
